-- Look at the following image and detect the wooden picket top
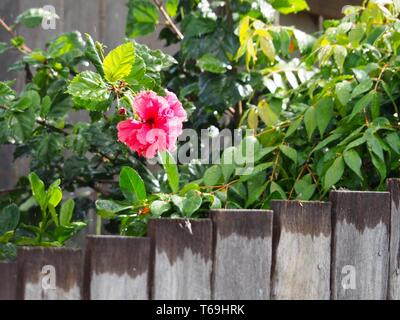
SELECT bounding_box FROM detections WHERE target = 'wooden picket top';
[211,209,273,300]
[84,235,151,300]
[1,187,400,300]
[388,179,400,300]
[148,218,213,300]
[270,200,331,299]
[330,191,391,300]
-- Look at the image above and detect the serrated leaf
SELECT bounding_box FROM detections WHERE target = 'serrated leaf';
[103,42,135,83]
[84,34,104,76]
[126,0,159,38]
[165,0,179,17]
[0,204,20,236]
[67,71,110,103]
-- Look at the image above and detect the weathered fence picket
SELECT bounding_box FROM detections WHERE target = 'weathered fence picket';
[388,179,400,300]
[270,200,331,299]
[330,191,390,300]
[148,218,213,300]
[211,209,273,300]
[0,262,17,299]
[1,189,400,300]
[16,247,83,300]
[84,235,151,300]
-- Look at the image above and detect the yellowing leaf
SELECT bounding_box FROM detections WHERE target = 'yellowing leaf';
[103,42,135,83]
[248,106,259,130]
[258,100,279,126]
[259,37,275,61]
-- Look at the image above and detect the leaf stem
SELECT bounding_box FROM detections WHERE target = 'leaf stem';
[152,0,184,40]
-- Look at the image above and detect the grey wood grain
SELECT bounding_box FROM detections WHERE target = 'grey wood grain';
[0,262,17,299]
[17,247,83,300]
[148,218,213,300]
[330,191,390,300]
[388,179,400,300]
[270,200,331,300]
[84,235,150,300]
[210,209,273,300]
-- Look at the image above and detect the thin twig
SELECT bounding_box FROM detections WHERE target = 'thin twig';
[152,0,184,40]
[0,18,32,53]
[1,105,116,163]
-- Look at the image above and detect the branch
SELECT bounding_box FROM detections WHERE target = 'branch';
[0,105,116,163]
[152,0,184,40]
[0,18,32,53]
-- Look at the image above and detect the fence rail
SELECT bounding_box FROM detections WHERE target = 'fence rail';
[1,179,400,300]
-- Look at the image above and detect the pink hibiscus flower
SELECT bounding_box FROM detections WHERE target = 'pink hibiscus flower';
[117,90,187,158]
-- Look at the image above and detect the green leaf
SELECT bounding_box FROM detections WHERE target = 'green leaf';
[333,45,347,71]
[84,34,104,76]
[60,199,75,226]
[304,106,316,140]
[47,182,62,208]
[385,132,400,154]
[0,204,20,236]
[197,54,230,74]
[96,200,130,218]
[370,151,386,183]
[366,130,384,160]
[293,29,315,53]
[0,82,16,105]
[126,0,159,38]
[279,145,297,163]
[203,165,222,186]
[315,97,334,136]
[285,117,302,138]
[103,42,135,83]
[335,81,352,105]
[11,109,35,142]
[15,8,59,28]
[348,91,373,121]
[324,156,345,190]
[258,100,280,126]
[351,78,373,99]
[343,149,363,179]
[184,190,203,217]
[159,151,179,193]
[119,166,147,202]
[165,0,179,17]
[271,0,309,14]
[40,96,52,118]
[270,181,287,199]
[294,179,316,200]
[221,147,236,182]
[28,172,47,211]
[67,71,110,103]
[150,200,171,217]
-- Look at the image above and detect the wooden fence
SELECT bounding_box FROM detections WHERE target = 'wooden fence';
[1,179,400,300]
